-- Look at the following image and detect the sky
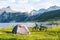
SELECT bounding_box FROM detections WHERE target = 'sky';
[0,0,60,12]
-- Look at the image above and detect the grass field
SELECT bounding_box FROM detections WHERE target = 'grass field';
[0,25,60,40]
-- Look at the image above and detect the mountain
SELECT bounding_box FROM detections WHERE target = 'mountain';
[47,5,60,11]
[30,9,46,15]
[20,5,60,22]
[1,9,60,22]
[0,11,29,22]
[38,9,47,13]
[0,5,60,22]
[24,14,40,22]
[30,10,39,15]
[33,9,60,22]
[30,5,60,15]
[2,6,15,13]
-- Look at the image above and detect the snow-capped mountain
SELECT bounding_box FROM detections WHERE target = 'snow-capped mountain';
[38,9,47,13]
[47,5,60,11]
[30,10,39,15]
[30,9,46,15]
[2,6,15,13]
[0,5,60,22]
[0,5,60,16]
[30,5,60,15]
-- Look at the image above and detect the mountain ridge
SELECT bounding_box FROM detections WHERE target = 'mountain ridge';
[0,5,60,22]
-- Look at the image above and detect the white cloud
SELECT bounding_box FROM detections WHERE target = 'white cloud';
[17,0,28,3]
[0,0,60,12]
[0,0,15,3]
[0,3,9,9]
[10,3,34,12]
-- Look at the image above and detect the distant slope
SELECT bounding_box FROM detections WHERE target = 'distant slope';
[34,9,60,22]
[0,11,29,22]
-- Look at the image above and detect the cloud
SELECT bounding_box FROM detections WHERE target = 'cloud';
[50,0,60,6]
[0,0,60,12]
[0,3,9,8]
[0,0,15,3]
[10,3,34,12]
[16,0,28,3]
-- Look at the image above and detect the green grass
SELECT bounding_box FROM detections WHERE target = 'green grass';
[0,25,60,40]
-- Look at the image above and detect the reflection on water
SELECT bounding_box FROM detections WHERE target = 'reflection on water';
[0,21,60,27]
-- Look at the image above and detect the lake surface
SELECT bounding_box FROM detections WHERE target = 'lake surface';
[0,21,60,27]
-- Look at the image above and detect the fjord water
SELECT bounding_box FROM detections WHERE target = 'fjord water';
[0,22,60,27]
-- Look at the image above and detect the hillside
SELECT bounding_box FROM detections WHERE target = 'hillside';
[0,9,60,22]
[34,9,60,22]
[0,11,29,22]
[0,6,60,22]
